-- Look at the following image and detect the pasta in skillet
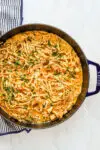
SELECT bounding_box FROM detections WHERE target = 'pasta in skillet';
[0,31,83,123]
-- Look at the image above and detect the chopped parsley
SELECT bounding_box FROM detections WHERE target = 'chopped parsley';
[3,59,8,64]
[14,60,20,66]
[48,40,51,46]
[0,93,5,97]
[52,51,58,56]
[17,50,21,56]
[54,71,61,75]
[28,116,34,121]
[66,67,76,78]
[8,69,12,72]
[28,57,39,66]
[42,103,46,108]
[54,43,60,49]
[66,67,69,72]
[4,86,14,102]
[54,44,58,49]
[27,36,32,42]
[45,95,49,99]
[45,91,52,101]
[28,60,35,66]
[15,89,20,94]
[58,53,63,58]
[20,74,26,80]
[23,105,28,109]
[23,65,29,70]
[69,71,76,78]
[52,50,63,58]
[32,91,36,95]
[20,75,29,82]
[31,90,36,98]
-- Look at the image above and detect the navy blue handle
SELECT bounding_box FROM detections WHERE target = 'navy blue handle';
[86,60,100,97]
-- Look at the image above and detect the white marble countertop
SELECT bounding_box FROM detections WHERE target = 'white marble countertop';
[0,0,100,150]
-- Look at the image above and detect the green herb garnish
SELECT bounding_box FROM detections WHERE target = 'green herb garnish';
[58,53,63,58]
[0,93,5,97]
[8,69,12,72]
[24,105,28,109]
[42,103,46,108]
[20,75,29,82]
[45,91,51,101]
[54,71,61,75]
[66,67,76,78]
[66,67,69,72]
[4,86,14,93]
[28,57,36,66]
[15,89,20,94]
[48,40,51,46]
[8,93,14,102]
[70,71,76,78]
[52,50,63,58]
[17,50,21,56]
[3,59,8,64]
[23,65,29,70]
[32,92,36,95]
[52,51,58,56]
[45,95,49,99]
[54,44,58,48]
[4,86,14,102]
[14,60,20,66]
[54,43,60,49]
[28,116,34,121]
[28,61,35,66]
[27,36,32,42]
[20,74,26,80]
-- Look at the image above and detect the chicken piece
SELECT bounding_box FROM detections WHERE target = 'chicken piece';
[50,114,56,121]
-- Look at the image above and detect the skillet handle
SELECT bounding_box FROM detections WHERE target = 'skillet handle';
[86,60,100,97]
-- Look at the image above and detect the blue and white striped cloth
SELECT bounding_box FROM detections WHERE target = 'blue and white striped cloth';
[0,0,31,136]
[0,0,23,34]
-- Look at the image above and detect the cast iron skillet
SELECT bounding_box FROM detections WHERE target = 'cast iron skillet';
[0,24,100,129]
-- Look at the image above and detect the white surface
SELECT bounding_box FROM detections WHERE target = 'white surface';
[0,0,100,150]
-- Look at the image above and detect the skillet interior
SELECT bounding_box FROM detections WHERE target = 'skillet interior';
[0,24,89,128]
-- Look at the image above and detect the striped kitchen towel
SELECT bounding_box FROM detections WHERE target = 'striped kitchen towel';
[0,0,31,136]
[0,0,23,34]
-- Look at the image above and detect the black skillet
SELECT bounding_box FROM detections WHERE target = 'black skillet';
[0,24,100,128]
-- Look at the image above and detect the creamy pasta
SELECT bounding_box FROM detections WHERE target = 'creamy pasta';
[0,31,83,123]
